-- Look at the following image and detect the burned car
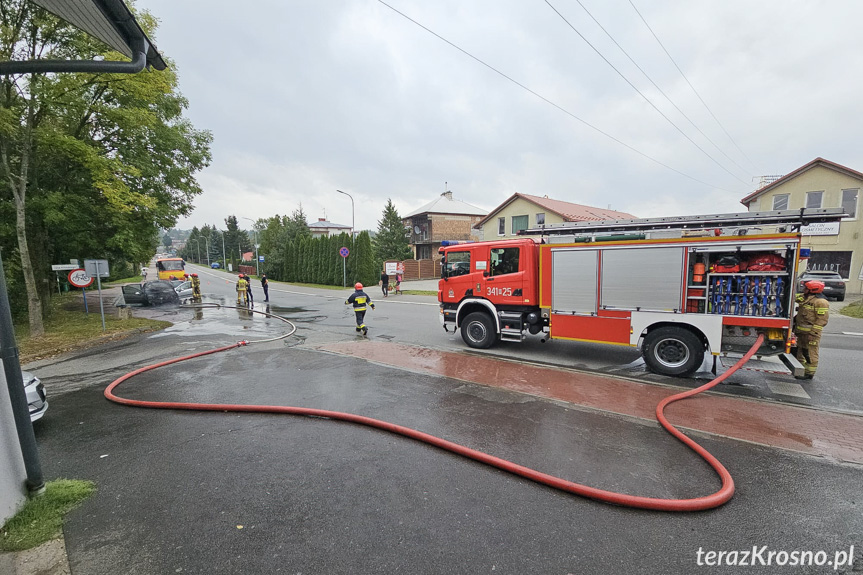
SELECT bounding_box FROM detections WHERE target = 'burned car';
[121,280,180,306]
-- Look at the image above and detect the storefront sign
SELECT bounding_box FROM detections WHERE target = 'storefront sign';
[802,222,840,236]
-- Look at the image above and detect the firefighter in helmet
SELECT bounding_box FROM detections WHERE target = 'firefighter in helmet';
[190,273,201,301]
[237,274,249,306]
[793,280,829,380]
[346,282,375,336]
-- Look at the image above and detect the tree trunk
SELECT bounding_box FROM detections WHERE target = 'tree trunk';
[13,184,44,337]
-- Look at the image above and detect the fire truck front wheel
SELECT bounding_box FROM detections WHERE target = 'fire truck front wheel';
[642,326,704,377]
[461,312,497,349]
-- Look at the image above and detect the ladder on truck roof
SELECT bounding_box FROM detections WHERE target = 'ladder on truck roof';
[519,207,847,236]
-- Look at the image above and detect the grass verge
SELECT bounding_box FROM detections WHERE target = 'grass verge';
[14,292,171,363]
[0,479,96,553]
[841,301,863,318]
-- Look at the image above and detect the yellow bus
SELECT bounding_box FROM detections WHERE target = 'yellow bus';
[155,257,186,280]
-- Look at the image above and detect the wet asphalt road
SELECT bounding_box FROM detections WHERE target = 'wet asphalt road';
[23,272,863,574]
[186,265,863,414]
[34,337,863,574]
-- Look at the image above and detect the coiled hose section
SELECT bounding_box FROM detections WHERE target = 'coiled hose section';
[105,308,763,512]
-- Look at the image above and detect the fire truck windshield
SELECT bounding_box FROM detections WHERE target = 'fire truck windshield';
[444,251,471,278]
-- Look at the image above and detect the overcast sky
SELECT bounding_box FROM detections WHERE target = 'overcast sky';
[136,0,863,232]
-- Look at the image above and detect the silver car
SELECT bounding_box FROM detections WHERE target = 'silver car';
[23,371,48,422]
[175,280,194,300]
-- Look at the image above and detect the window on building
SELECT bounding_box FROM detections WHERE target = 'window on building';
[772,194,789,210]
[842,188,859,218]
[418,245,432,260]
[511,215,528,235]
[498,217,505,235]
[805,191,823,209]
[490,247,520,276]
[536,213,545,226]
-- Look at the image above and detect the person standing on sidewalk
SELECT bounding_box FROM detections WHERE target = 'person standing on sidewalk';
[346,282,375,336]
[794,280,829,380]
[380,269,389,297]
[261,273,269,302]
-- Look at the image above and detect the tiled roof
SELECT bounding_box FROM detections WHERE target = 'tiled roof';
[308,220,351,229]
[405,193,488,218]
[476,193,635,227]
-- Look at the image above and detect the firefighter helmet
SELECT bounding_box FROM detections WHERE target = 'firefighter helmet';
[804,280,825,293]
[191,273,198,277]
[355,282,363,290]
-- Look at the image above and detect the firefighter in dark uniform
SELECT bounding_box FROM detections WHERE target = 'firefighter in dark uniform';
[190,273,201,301]
[794,280,829,380]
[237,274,248,306]
[346,282,375,336]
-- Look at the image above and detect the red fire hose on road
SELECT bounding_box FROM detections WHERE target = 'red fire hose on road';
[104,322,764,512]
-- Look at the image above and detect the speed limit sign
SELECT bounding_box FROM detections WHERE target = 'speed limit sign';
[67,269,94,288]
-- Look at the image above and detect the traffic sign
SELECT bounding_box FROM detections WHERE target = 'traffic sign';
[51,263,80,271]
[259,255,265,262]
[84,259,110,277]
[339,247,350,258]
[67,269,94,288]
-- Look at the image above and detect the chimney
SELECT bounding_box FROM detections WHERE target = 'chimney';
[318,218,326,222]
[442,191,453,200]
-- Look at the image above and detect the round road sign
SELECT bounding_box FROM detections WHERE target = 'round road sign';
[339,247,350,258]
[68,268,94,288]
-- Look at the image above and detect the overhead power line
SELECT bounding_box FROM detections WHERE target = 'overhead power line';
[566,0,753,179]
[543,0,750,186]
[375,0,739,193]
[628,0,760,172]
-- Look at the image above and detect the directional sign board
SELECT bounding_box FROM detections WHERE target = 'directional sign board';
[84,259,110,277]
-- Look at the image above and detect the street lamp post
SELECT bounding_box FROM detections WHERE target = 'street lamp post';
[242,217,259,276]
[336,189,354,238]
[203,236,210,267]
[188,238,200,264]
[220,231,226,269]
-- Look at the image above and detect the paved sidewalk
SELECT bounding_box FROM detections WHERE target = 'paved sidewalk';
[320,340,863,464]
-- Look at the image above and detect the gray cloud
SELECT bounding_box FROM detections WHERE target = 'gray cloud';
[140,0,863,230]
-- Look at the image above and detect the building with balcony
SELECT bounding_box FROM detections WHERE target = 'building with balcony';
[403,191,487,261]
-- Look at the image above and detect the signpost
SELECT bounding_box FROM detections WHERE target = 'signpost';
[67,269,94,315]
[84,259,110,331]
[339,247,350,288]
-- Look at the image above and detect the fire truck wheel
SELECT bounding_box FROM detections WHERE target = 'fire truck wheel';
[642,326,704,377]
[461,311,496,349]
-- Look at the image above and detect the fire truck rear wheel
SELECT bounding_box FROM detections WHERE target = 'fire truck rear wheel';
[642,326,704,377]
[461,312,496,349]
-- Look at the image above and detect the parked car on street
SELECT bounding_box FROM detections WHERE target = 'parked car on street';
[121,280,181,306]
[23,370,48,422]
[210,262,221,269]
[797,270,846,301]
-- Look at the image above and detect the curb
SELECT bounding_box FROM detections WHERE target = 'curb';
[0,539,70,575]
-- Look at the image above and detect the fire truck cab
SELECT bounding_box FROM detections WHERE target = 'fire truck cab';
[438,208,845,377]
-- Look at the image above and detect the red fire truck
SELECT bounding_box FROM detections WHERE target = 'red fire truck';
[438,208,845,377]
